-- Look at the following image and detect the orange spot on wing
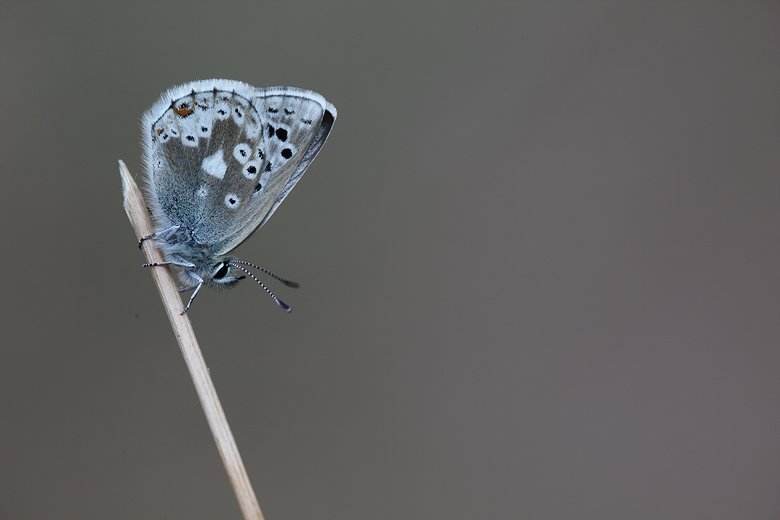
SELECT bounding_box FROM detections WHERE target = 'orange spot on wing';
[173,104,194,117]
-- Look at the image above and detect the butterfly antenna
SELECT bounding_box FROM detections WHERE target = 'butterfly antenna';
[229,263,292,312]
[233,260,299,288]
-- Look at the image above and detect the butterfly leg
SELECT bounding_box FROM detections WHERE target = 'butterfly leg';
[142,260,196,269]
[141,261,201,313]
[182,275,204,314]
[138,226,180,248]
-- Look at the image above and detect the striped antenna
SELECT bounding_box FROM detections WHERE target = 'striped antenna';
[232,260,299,288]
[229,263,291,312]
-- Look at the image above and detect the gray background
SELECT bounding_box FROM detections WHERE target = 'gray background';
[1,2,778,519]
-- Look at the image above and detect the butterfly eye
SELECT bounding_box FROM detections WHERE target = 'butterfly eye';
[212,262,230,280]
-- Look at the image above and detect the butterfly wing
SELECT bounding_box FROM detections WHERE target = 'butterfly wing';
[141,80,336,257]
[224,86,337,253]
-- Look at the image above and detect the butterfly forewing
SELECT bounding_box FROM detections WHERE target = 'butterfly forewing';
[223,89,337,252]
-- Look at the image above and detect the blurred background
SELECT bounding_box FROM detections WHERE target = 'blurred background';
[1,2,778,519]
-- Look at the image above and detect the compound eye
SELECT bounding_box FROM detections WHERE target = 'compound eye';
[212,262,230,279]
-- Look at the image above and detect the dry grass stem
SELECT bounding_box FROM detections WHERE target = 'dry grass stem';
[119,160,264,520]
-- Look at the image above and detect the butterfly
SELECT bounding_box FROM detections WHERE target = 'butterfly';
[138,79,336,313]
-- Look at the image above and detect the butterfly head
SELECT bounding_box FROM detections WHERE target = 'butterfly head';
[179,256,246,291]
[205,259,246,289]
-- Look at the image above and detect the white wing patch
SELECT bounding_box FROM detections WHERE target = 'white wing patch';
[202,149,227,179]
